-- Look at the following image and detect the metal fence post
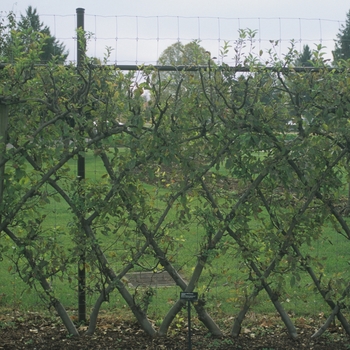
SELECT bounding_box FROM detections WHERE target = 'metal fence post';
[76,7,86,324]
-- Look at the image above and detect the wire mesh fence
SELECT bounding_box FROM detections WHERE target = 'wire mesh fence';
[0,10,344,64]
[1,8,350,339]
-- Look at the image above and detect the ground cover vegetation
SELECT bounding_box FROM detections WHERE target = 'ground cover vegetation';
[1,7,350,348]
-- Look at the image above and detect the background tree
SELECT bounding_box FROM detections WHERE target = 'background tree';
[158,40,211,66]
[18,6,68,63]
[294,44,313,67]
[153,41,213,99]
[332,9,350,211]
[0,10,17,62]
[333,9,350,62]
[0,6,67,63]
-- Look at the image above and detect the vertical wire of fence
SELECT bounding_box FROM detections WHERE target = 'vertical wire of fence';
[5,11,341,65]
[2,8,350,333]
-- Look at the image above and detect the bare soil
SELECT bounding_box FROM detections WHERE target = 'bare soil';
[0,312,349,349]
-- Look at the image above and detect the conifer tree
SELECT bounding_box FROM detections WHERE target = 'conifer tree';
[333,9,350,62]
[17,6,68,63]
[295,44,313,67]
[0,6,67,63]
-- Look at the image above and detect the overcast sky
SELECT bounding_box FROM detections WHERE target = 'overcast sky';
[2,0,350,64]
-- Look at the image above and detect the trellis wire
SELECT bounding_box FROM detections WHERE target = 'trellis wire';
[0,11,344,64]
[2,8,350,334]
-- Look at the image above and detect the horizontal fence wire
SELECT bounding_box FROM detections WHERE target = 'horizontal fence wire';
[0,64,347,74]
[1,9,350,335]
[0,12,345,64]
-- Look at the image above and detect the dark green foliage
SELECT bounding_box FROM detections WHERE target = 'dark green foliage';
[295,44,313,67]
[0,6,67,63]
[334,9,350,62]
[157,41,210,65]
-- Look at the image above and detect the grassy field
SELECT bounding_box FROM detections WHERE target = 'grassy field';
[1,150,350,326]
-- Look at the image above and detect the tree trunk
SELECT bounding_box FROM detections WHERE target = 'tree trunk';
[231,286,263,337]
[86,242,149,335]
[82,221,157,336]
[40,277,80,336]
[312,305,340,339]
[144,229,222,336]
[4,227,80,336]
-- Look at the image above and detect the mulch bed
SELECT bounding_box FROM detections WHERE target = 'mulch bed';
[0,312,349,349]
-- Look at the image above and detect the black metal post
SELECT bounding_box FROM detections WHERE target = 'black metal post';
[180,292,197,350]
[188,300,192,350]
[76,7,86,324]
